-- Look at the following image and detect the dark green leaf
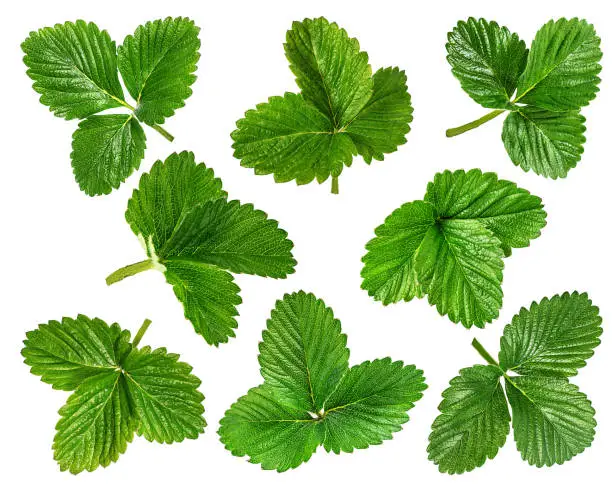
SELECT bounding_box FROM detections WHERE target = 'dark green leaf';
[447,18,527,108]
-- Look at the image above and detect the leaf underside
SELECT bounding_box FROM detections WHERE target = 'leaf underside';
[219,292,426,471]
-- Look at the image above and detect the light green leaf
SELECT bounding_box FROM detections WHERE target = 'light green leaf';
[506,376,596,466]
[428,365,510,474]
[164,259,241,346]
[499,292,602,377]
[232,93,357,184]
[53,371,136,474]
[447,18,527,109]
[71,114,146,196]
[160,199,296,278]
[220,292,425,471]
[424,169,546,255]
[322,359,426,453]
[502,107,586,179]
[416,219,504,328]
[22,20,125,120]
[219,385,323,472]
[122,346,205,443]
[126,151,226,254]
[22,315,123,391]
[118,17,200,125]
[285,17,372,127]
[361,201,436,304]
[258,291,349,411]
[344,67,413,162]
[515,18,602,111]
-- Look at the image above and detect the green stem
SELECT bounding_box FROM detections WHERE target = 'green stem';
[331,176,339,195]
[150,124,175,142]
[106,259,154,286]
[471,338,499,366]
[132,319,152,347]
[446,109,506,137]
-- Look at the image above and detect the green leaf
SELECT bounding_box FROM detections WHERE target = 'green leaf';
[502,107,586,179]
[447,18,528,109]
[220,292,425,471]
[126,151,226,253]
[499,292,602,377]
[285,17,372,127]
[344,67,413,162]
[428,365,510,474]
[219,385,323,472]
[416,219,504,328]
[54,372,136,474]
[361,200,436,304]
[118,17,200,125]
[429,292,602,473]
[164,259,241,346]
[22,20,125,120]
[258,291,349,411]
[322,359,426,453]
[71,114,146,196]
[515,18,602,111]
[505,376,596,466]
[22,315,123,391]
[233,17,413,192]
[122,346,206,443]
[424,169,546,255]
[112,152,295,345]
[24,316,206,473]
[232,93,357,185]
[160,199,296,278]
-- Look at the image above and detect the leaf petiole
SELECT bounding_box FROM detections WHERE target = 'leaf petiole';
[446,109,506,137]
[150,124,175,142]
[331,176,339,194]
[106,259,155,286]
[471,338,499,366]
[116,96,175,142]
[132,318,152,347]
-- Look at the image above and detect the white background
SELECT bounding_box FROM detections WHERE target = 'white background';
[1,0,609,483]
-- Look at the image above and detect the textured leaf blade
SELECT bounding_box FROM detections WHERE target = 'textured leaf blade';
[515,18,602,111]
[285,17,372,127]
[499,292,602,377]
[22,315,123,391]
[22,20,125,120]
[447,18,528,108]
[160,199,295,278]
[164,259,241,346]
[428,365,510,474]
[71,114,146,196]
[53,372,136,474]
[416,219,504,328]
[502,108,586,179]
[361,200,436,304]
[506,376,596,466]
[122,346,205,443]
[344,67,413,162]
[424,169,546,255]
[118,17,200,125]
[218,385,323,472]
[258,292,349,412]
[322,359,426,453]
[125,151,226,253]
[232,93,356,185]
